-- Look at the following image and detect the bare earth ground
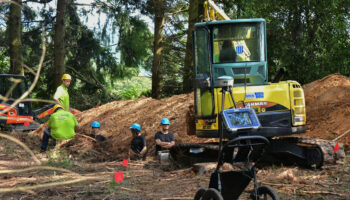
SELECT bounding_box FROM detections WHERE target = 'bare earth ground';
[1,73,350,199]
[0,133,349,200]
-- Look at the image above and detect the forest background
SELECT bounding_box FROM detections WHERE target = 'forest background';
[0,0,349,111]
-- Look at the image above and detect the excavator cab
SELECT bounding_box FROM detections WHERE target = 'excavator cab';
[194,19,269,137]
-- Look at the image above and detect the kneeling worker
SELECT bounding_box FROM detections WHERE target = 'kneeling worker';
[40,104,78,152]
[129,123,147,160]
[88,121,106,142]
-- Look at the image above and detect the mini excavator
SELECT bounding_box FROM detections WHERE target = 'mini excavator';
[170,0,345,168]
[0,74,80,131]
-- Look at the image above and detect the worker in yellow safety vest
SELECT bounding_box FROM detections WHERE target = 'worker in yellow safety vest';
[54,74,71,111]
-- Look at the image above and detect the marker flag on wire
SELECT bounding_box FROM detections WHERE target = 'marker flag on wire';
[333,141,340,153]
[114,172,124,183]
[122,159,128,167]
[24,121,30,127]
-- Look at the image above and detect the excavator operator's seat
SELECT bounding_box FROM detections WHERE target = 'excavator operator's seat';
[219,40,236,63]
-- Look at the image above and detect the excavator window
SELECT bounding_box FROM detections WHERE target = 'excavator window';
[208,21,268,87]
[213,23,263,63]
[194,29,215,117]
[194,29,210,77]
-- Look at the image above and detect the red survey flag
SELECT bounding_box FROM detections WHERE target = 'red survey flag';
[24,122,30,127]
[114,172,124,183]
[333,141,340,153]
[122,159,128,167]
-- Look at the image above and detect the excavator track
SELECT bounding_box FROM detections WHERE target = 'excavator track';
[271,137,345,166]
[170,137,346,168]
[170,143,220,167]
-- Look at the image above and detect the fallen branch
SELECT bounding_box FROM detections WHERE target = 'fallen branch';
[76,190,105,195]
[119,186,141,192]
[76,133,97,142]
[0,176,104,193]
[261,182,290,187]
[127,162,145,166]
[54,139,73,150]
[0,165,78,175]
[0,133,41,165]
[333,128,350,141]
[161,197,193,200]
[300,190,344,197]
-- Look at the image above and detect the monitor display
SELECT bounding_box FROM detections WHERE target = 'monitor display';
[228,111,253,126]
[222,108,260,132]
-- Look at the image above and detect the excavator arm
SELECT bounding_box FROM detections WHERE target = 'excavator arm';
[204,0,230,21]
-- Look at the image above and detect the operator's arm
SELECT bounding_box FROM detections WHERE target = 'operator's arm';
[165,141,175,148]
[164,134,175,148]
[155,139,170,147]
[140,146,147,155]
[53,87,64,108]
[140,136,147,155]
[54,99,64,108]
[155,138,175,149]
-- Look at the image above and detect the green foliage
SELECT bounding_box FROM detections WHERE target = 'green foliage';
[228,0,350,84]
[113,76,151,100]
[119,17,153,69]
[47,149,74,168]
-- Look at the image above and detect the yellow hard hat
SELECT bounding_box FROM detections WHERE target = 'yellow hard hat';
[53,104,63,112]
[61,74,72,80]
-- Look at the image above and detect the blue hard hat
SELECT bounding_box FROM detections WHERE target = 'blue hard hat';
[161,118,170,125]
[130,123,141,131]
[91,121,100,128]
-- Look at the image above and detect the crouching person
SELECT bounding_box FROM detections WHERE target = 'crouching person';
[88,121,106,142]
[40,104,78,152]
[129,123,147,160]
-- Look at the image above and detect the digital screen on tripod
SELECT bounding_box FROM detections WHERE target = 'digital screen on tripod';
[222,108,260,132]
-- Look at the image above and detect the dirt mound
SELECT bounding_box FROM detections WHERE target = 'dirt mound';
[303,73,350,148]
[32,93,212,160]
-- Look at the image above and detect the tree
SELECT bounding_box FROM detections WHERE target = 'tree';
[53,0,67,88]
[151,0,165,99]
[183,0,204,92]
[8,0,23,75]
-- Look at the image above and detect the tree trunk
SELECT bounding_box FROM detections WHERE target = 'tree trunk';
[8,0,23,75]
[53,0,67,88]
[183,0,204,92]
[151,0,165,99]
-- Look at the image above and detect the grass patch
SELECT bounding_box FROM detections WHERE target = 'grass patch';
[47,149,74,168]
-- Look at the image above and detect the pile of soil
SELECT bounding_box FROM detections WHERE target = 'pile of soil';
[32,93,212,160]
[31,73,350,160]
[303,73,350,149]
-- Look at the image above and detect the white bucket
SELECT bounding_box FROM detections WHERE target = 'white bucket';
[158,150,170,165]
